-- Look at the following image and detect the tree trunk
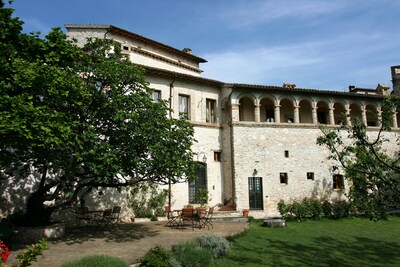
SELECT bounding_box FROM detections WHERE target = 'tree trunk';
[25,189,53,226]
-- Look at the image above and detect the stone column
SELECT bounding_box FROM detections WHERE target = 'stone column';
[329,107,335,125]
[294,106,300,124]
[231,103,240,122]
[393,112,398,128]
[274,105,281,123]
[312,107,318,124]
[361,108,367,125]
[345,107,351,126]
[377,108,382,127]
[254,104,260,123]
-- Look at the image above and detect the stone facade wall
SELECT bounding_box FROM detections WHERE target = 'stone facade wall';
[231,123,399,218]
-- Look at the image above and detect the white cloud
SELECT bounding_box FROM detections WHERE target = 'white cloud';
[200,31,399,89]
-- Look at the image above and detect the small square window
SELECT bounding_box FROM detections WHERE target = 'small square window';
[122,45,130,52]
[284,150,289,158]
[333,174,344,189]
[307,172,314,180]
[280,173,288,184]
[214,151,221,162]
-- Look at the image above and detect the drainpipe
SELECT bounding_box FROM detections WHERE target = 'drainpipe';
[168,81,174,209]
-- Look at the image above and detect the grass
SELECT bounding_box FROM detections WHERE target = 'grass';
[60,255,129,267]
[216,215,400,267]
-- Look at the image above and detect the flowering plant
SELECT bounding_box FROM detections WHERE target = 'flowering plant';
[0,239,10,265]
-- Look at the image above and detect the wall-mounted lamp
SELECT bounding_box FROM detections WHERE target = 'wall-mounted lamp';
[197,153,207,163]
[253,169,258,177]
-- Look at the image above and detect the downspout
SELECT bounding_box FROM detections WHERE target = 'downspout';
[168,81,174,209]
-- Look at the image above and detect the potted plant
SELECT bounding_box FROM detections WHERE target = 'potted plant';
[242,208,249,218]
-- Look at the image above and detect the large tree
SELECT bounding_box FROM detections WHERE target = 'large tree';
[317,98,400,220]
[0,1,197,226]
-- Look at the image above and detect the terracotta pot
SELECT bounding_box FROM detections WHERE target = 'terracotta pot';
[242,210,249,218]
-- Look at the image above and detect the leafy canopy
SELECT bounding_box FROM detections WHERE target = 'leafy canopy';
[0,1,197,226]
[317,97,400,221]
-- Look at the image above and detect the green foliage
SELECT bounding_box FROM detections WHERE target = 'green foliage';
[60,255,129,267]
[15,239,48,267]
[317,97,400,221]
[194,188,210,206]
[0,2,197,226]
[194,234,230,259]
[139,246,172,267]
[277,200,287,218]
[129,182,168,218]
[278,198,349,221]
[171,242,213,267]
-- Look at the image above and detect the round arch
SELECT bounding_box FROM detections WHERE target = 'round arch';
[333,101,346,125]
[260,95,276,122]
[349,103,362,122]
[279,97,295,123]
[365,104,379,126]
[298,98,313,124]
[239,96,255,122]
[316,100,329,124]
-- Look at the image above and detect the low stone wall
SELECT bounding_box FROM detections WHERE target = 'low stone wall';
[13,222,65,244]
[263,217,285,228]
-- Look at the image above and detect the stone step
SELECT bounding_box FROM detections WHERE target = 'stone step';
[213,210,248,223]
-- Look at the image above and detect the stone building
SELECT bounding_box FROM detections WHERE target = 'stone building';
[64,24,400,218]
[2,24,398,222]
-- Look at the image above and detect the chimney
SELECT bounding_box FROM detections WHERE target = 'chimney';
[283,83,296,89]
[391,65,400,96]
[182,48,192,54]
[376,83,390,96]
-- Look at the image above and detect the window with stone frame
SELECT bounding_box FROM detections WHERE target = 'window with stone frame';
[333,174,344,189]
[307,172,315,180]
[206,98,217,123]
[189,163,207,204]
[179,94,190,119]
[151,90,161,103]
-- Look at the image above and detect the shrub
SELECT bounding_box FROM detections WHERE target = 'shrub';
[331,200,351,219]
[278,198,352,221]
[322,200,333,218]
[139,245,171,267]
[16,238,48,267]
[194,234,230,258]
[60,255,129,267]
[171,242,213,267]
[277,200,287,218]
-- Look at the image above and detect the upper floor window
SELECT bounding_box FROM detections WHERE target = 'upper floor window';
[179,94,190,119]
[206,99,217,123]
[151,90,161,103]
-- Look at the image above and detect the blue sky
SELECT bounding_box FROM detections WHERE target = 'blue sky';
[9,0,400,91]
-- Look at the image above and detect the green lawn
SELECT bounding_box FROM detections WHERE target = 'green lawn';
[216,215,400,267]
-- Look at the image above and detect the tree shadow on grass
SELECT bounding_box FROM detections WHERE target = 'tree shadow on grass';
[222,235,400,266]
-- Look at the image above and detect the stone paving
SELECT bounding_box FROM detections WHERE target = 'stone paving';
[11,220,249,266]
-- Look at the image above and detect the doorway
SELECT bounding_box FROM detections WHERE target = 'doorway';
[248,177,263,210]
